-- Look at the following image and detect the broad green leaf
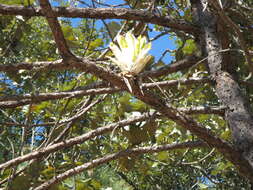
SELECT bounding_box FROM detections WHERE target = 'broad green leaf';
[157,152,168,161]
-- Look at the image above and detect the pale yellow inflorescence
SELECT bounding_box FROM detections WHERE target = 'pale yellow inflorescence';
[108,31,152,76]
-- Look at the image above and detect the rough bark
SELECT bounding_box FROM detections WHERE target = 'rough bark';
[0,4,198,34]
[0,77,209,108]
[39,0,73,58]
[191,0,253,177]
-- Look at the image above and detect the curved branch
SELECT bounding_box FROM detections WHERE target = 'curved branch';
[0,56,200,75]
[1,105,226,128]
[140,55,200,78]
[39,0,73,58]
[0,112,156,170]
[0,87,119,108]
[0,77,210,108]
[1,54,252,181]
[34,141,206,190]
[0,4,199,34]
[124,79,253,181]
[1,103,225,171]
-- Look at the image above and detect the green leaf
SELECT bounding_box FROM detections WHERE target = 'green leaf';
[182,39,197,55]
[0,0,35,5]
[157,152,168,161]
[11,175,31,190]
[89,38,103,50]
[107,21,121,39]
[198,183,209,189]
[91,179,102,189]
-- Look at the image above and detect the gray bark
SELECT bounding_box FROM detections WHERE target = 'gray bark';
[191,0,253,177]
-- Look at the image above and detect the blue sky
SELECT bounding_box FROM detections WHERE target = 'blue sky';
[51,0,176,64]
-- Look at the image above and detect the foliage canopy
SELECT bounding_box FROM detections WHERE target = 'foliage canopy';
[0,0,253,189]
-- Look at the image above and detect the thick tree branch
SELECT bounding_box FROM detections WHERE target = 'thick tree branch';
[178,106,225,116]
[207,0,253,72]
[1,105,226,128]
[0,0,252,185]
[1,55,249,180]
[0,56,202,108]
[0,77,210,108]
[0,59,65,72]
[137,95,253,181]
[143,77,210,88]
[1,54,252,181]
[0,112,156,170]
[0,56,200,75]
[0,4,199,34]
[190,0,253,181]
[0,102,226,171]
[34,141,205,190]
[0,87,118,108]
[140,55,199,78]
[0,105,226,129]
[38,0,73,58]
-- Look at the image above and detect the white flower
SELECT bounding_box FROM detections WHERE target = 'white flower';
[108,31,152,76]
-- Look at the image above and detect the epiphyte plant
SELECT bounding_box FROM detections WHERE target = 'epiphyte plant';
[108,31,152,77]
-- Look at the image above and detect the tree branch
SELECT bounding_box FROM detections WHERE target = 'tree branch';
[178,106,225,116]
[190,0,253,181]
[208,0,253,72]
[0,112,156,170]
[0,56,200,75]
[38,0,73,58]
[34,141,206,190]
[140,55,200,78]
[0,4,199,34]
[1,53,252,181]
[0,105,226,129]
[0,77,210,108]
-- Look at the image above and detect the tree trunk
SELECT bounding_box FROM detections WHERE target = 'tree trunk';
[191,0,253,177]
